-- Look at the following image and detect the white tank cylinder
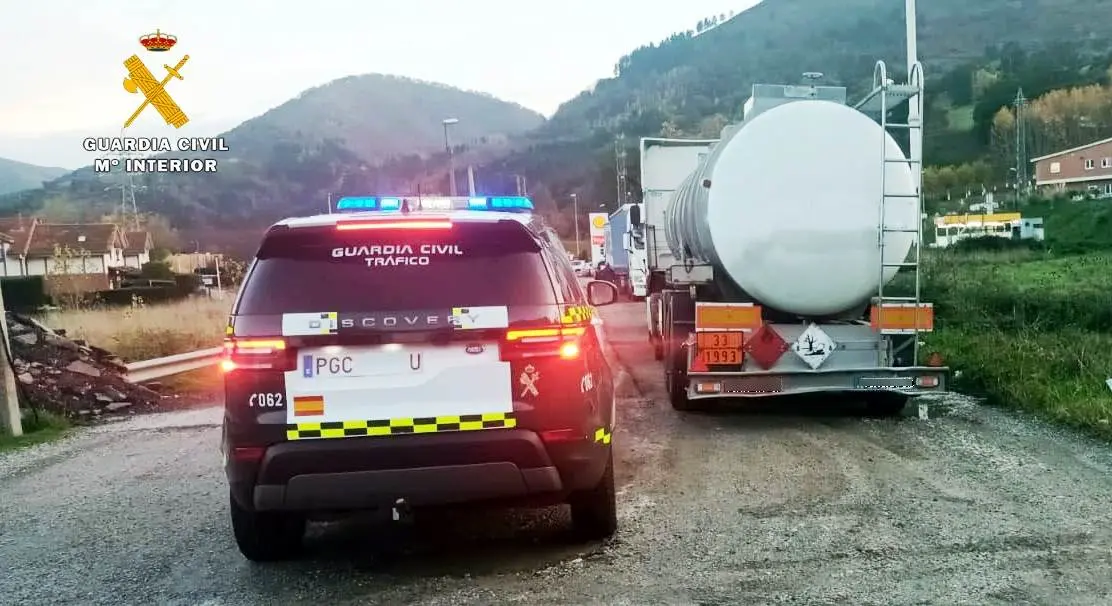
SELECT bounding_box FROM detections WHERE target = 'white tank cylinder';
[663,100,918,317]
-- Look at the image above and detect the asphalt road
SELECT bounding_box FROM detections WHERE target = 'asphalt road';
[3,301,1112,605]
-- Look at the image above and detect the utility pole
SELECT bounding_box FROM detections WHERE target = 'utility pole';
[905,0,922,199]
[0,285,22,437]
[1014,88,1028,200]
[571,193,581,257]
[105,137,141,229]
[614,136,628,206]
[442,118,459,196]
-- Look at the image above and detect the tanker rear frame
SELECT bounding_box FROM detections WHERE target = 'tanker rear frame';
[641,60,948,413]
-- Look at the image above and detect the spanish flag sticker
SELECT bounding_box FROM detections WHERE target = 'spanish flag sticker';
[292,395,325,417]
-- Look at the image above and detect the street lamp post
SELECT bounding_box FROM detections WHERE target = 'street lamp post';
[442,118,459,196]
[571,193,580,257]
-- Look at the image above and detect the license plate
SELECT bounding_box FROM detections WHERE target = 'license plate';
[302,349,424,379]
[855,377,914,390]
[697,331,743,349]
[727,376,783,394]
[697,347,741,365]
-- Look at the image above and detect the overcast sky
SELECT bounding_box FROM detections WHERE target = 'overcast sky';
[0,0,756,168]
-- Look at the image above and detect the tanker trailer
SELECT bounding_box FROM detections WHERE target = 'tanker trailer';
[638,76,948,413]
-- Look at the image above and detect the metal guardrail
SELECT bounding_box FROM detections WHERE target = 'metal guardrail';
[124,347,223,383]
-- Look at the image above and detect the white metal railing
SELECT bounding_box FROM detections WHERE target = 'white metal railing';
[124,347,223,383]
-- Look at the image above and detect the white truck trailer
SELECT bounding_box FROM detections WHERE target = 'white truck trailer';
[637,1,947,413]
[605,203,649,299]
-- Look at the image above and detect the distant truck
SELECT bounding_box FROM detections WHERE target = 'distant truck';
[602,205,630,296]
[603,203,647,299]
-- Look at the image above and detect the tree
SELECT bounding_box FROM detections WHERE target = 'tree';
[45,244,89,309]
[140,261,174,280]
[990,82,1112,168]
[698,114,729,137]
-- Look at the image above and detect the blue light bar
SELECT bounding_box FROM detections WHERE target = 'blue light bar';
[489,196,534,210]
[335,196,378,210]
[334,196,534,213]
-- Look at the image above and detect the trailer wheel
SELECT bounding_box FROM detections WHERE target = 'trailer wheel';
[648,294,663,360]
[667,345,693,411]
[662,291,694,411]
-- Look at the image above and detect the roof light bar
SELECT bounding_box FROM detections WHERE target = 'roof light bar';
[336,219,453,231]
[334,195,534,213]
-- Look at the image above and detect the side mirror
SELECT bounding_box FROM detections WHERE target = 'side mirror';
[630,204,641,226]
[586,280,618,306]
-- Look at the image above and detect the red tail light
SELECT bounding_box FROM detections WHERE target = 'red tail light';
[336,220,452,231]
[502,325,586,360]
[222,338,293,372]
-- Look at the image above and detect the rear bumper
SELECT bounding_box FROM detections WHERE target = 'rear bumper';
[226,428,609,512]
[684,366,949,399]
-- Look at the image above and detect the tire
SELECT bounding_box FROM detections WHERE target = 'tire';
[864,393,909,417]
[569,449,618,540]
[229,492,306,562]
[666,340,694,411]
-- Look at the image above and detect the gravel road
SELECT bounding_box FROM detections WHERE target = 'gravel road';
[3,301,1112,605]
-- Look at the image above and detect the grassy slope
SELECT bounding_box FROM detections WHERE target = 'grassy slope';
[922,249,1112,437]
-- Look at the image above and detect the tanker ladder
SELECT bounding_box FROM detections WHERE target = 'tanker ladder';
[855,59,940,375]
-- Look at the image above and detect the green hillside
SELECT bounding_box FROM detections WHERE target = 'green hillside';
[0,158,68,196]
[480,0,1112,211]
[5,0,1112,256]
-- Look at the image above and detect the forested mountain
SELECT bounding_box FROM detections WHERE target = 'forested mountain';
[5,0,1112,254]
[0,158,67,195]
[224,74,543,164]
[476,0,1112,218]
[0,75,543,239]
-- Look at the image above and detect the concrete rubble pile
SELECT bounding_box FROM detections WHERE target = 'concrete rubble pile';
[5,312,161,421]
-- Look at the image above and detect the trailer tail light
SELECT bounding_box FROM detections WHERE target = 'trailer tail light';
[222,338,293,372]
[503,325,586,360]
[915,376,940,388]
[870,303,934,333]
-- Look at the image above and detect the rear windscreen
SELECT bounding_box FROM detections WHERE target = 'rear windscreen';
[236,221,559,314]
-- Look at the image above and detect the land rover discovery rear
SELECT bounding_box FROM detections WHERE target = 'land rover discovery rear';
[221,204,620,561]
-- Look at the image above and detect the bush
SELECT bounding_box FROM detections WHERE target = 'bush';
[173,272,201,295]
[92,286,190,307]
[0,276,48,312]
[950,235,1046,253]
[140,260,175,280]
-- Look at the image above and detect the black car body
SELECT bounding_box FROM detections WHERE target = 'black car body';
[221,202,620,561]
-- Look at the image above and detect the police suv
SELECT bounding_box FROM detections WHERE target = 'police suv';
[221,195,621,561]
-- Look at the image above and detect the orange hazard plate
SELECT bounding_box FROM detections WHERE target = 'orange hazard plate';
[695,305,761,330]
[697,331,743,349]
[696,331,743,365]
[697,347,742,365]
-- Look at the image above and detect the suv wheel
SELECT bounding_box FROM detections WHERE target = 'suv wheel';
[229,492,306,562]
[569,449,618,540]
